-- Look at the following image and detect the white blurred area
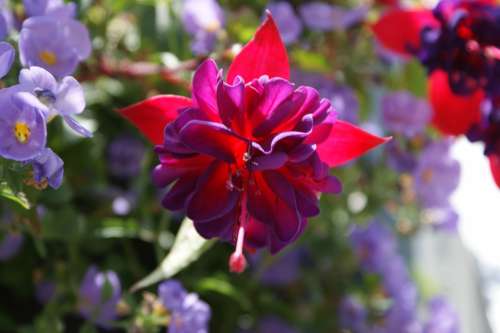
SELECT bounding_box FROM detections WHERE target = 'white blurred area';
[451,138,500,332]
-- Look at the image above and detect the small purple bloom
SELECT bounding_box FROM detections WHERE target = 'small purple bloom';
[0,41,14,78]
[108,136,145,180]
[19,66,92,137]
[0,88,47,161]
[78,266,121,328]
[349,221,397,272]
[265,2,302,45]
[385,140,417,173]
[31,148,64,189]
[0,14,6,40]
[256,316,298,333]
[23,0,76,18]
[424,297,459,333]
[338,297,367,333]
[35,280,56,304]
[425,206,459,232]
[381,91,431,138]
[0,232,23,261]
[299,2,368,32]
[260,248,304,286]
[19,17,91,78]
[158,279,211,333]
[181,0,224,55]
[413,140,460,209]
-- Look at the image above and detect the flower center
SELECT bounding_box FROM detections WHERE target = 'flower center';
[39,50,57,66]
[13,122,31,144]
[205,20,221,33]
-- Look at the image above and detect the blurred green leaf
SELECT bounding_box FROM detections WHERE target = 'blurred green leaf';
[0,182,30,209]
[131,218,213,291]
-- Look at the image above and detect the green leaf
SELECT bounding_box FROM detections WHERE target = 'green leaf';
[130,218,213,292]
[0,182,30,209]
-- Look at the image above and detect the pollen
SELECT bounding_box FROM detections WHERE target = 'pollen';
[422,169,433,183]
[13,122,31,144]
[39,50,57,66]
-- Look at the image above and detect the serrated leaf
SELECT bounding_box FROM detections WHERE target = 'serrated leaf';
[130,218,213,292]
[0,182,30,209]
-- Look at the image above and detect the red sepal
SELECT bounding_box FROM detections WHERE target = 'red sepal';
[118,95,192,145]
[489,155,500,188]
[429,71,483,136]
[372,8,438,56]
[227,12,289,83]
[316,120,390,167]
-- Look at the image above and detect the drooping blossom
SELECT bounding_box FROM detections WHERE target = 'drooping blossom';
[18,66,92,137]
[119,14,388,272]
[19,16,91,77]
[23,0,76,18]
[265,2,302,45]
[107,135,145,180]
[423,297,459,333]
[78,266,121,328]
[181,0,224,56]
[0,41,13,79]
[381,91,431,138]
[299,2,368,32]
[413,140,460,209]
[30,148,64,189]
[158,280,211,333]
[0,87,47,161]
[372,0,500,187]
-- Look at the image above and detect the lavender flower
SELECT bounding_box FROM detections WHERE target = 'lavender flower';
[158,279,211,333]
[181,0,224,55]
[23,0,76,18]
[0,232,23,261]
[78,266,121,328]
[260,248,304,286]
[265,2,302,45]
[31,148,64,189]
[19,17,91,77]
[0,88,47,161]
[413,140,460,209]
[256,316,298,333]
[423,297,459,333]
[0,41,14,79]
[385,140,417,173]
[107,136,145,180]
[19,66,92,137]
[338,297,367,333]
[35,280,56,304]
[299,2,368,32]
[381,91,431,138]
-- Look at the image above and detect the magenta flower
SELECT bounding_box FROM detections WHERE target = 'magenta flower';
[119,14,388,272]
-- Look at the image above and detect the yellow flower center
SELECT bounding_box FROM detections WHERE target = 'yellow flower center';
[205,20,221,33]
[39,50,57,66]
[13,121,31,144]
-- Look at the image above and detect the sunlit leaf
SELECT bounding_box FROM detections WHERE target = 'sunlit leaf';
[131,218,213,292]
[0,182,30,209]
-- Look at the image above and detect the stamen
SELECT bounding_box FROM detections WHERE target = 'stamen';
[13,122,31,144]
[228,191,249,273]
[39,50,57,66]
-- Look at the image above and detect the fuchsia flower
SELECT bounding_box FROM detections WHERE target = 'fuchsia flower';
[119,14,388,272]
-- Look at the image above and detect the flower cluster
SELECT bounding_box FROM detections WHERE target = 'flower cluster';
[158,280,211,333]
[381,90,460,231]
[341,220,459,332]
[0,0,91,189]
[120,14,387,272]
[373,0,500,187]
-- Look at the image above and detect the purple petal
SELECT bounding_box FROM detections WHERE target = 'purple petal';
[63,115,92,137]
[55,76,85,115]
[0,42,14,79]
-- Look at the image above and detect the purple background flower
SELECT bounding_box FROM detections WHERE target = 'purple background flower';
[299,2,368,32]
[265,2,302,45]
[381,91,431,138]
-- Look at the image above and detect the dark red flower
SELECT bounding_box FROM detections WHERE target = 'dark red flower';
[120,14,388,271]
